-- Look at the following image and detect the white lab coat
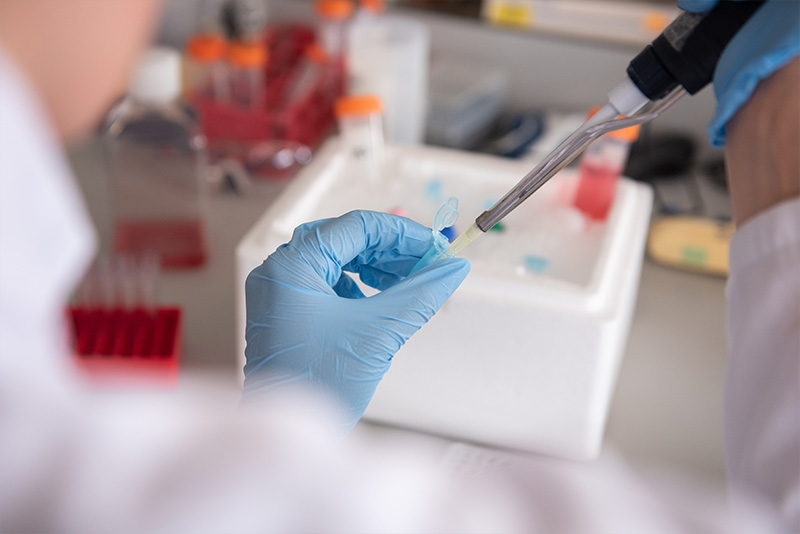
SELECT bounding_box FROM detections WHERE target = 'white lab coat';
[1,47,797,532]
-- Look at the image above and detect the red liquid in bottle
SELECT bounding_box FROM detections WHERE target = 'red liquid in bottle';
[573,162,621,220]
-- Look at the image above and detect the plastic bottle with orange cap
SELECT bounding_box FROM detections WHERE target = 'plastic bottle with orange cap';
[334,94,384,180]
[315,0,354,94]
[283,43,331,107]
[185,33,230,103]
[227,40,267,109]
[572,107,641,221]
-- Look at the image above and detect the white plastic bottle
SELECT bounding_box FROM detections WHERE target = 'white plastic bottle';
[104,48,208,268]
[347,0,429,144]
[335,94,384,181]
[347,0,387,96]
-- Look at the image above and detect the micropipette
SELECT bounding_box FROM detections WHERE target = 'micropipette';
[424,1,765,265]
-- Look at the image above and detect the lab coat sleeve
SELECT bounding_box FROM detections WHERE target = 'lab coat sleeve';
[725,198,800,530]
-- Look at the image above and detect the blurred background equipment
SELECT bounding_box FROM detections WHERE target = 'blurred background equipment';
[104,47,209,269]
[348,0,430,144]
[334,94,385,180]
[426,59,508,150]
[187,3,345,179]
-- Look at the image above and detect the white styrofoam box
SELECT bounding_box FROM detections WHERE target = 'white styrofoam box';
[237,138,652,460]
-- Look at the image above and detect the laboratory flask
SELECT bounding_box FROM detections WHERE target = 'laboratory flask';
[105,48,208,268]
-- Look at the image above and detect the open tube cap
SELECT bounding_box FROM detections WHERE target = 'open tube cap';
[433,197,459,233]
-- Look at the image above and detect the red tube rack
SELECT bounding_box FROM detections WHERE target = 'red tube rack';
[68,307,181,386]
[190,24,345,177]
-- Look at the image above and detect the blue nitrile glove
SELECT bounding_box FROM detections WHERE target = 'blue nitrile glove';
[677,0,800,146]
[243,210,470,432]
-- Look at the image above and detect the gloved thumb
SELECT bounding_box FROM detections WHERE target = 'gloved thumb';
[367,257,470,341]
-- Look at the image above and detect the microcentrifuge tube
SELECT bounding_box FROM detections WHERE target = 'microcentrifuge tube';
[409,197,459,275]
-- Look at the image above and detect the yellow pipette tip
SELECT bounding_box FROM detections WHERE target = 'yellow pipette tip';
[441,222,483,258]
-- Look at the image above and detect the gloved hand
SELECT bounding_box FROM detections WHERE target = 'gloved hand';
[243,210,470,432]
[677,0,800,146]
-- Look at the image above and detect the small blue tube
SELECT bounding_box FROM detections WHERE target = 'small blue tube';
[408,243,443,275]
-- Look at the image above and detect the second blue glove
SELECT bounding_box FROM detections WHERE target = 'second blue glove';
[678,0,800,146]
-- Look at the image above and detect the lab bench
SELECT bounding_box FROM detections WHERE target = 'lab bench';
[68,135,729,504]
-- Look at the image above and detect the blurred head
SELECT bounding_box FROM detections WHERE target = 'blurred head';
[0,0,163,142]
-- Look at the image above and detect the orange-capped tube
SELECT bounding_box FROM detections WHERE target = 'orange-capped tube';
[316,0,352,74]
[227,41,268,68]
[360,0,385,13]
[185,34,229,101]
[284,44,331,104]
[228,41,266,109]
[336,95,384,180]
[586,106,641,142]
[315,0,355,20]
[573,107,640,220]
[607,123,641,142]
[305,43,330,65]
[335,94,382,117]
[187,34,226,62]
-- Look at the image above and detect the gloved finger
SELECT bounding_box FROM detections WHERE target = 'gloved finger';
[279,211,434,288]
[357,265,403,291]
[677,0,718,13]
[333,273,366,299]
[366,257,470,344]
[270,218,331,262]
[353,257,421,290]
[284,217,333,242]
[344,250,429,287]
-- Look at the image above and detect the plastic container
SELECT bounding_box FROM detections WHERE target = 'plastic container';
[105,48,208,268]
[228,40,267,109]
[348,0,388,94]
[315,0,354,94]
[190,24,342,179]
[283,43,330,106]
[348,7,429,144]
[236,140,653,460]
[185,33,229,102]
[409,197,460,274]
[335,94,384,179]
[573,114,640,220]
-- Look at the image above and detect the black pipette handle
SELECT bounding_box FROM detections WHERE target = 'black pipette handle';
[627,1,765,100]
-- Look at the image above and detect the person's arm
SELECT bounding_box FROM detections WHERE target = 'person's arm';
[725,59,799,226]
[723,59,800,530]
[676,0,800,526]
